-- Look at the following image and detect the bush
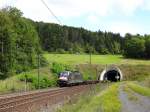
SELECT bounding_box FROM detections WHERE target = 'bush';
[145,38,150,58]
[56,48,67,54]
[51,62,73,74]
[124,37,145,58]
[19,74,36,83]
[33,75,57,89]
[18,73,57,89]
[101,47,110,54]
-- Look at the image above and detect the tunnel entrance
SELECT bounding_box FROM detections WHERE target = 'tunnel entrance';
[104,70,120,82]
[99,66,123,82]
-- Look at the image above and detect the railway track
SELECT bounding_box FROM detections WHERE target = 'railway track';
[0,85,90,112]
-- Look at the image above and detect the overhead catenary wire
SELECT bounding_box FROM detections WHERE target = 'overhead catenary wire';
[40,0,62,25]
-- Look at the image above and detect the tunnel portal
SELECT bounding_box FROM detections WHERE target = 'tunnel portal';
[104,70,120,82]
[99,66,123,82]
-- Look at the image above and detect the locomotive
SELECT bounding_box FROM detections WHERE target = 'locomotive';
[58,71,84,87]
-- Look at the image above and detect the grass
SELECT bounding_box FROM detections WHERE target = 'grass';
[44,53,150,65]
[127,82,150,97]
[0,76,29,94]
[120,58,150,65]
[118,65,150,80]
[142,76,150,88]
[77,64,103,80]
[44,53,122,65]
[123,83,138,101]
[96,83,121,112]
[57,83,121,112]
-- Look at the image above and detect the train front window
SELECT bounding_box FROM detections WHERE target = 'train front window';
[60,72,69,77]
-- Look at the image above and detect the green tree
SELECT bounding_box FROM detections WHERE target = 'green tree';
[145,37,150,58]
[0,7,46,78]
[124,37,145,58]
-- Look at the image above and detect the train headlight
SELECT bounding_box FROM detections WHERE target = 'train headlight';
[59,77,68,81]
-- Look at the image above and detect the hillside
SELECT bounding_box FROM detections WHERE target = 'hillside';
[1,7,150,79]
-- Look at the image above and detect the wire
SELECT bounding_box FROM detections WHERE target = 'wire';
[40,0,62,25]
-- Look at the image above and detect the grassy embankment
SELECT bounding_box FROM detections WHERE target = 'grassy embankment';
[122,81,150,102]
[127,82,150,97]
[0,67,57,94]
[57,83,121,112]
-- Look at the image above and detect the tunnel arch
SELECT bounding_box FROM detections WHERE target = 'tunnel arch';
[99,67,123,82]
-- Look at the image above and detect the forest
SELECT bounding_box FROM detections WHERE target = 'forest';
[0,7,150,79]
[36,22,124,54]
[35,18,150,59]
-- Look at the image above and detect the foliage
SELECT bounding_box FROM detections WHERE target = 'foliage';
[0,7,46,79]
[0,67,57,93]
[145,37,150,58]
[77,64,100,80]
[36,22,124,54]
[56,48,68,54]
[19,73,56,89]
[124,37,145,58]
[51,62,73,74]
[124,34,150,59]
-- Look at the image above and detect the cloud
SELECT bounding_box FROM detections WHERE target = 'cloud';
[86,15,100,24]
[44,0,149,17]
[14,0,57,22]
[0,0,150,35]
[1,0,149,20]
[142,0,150,10]
[116,0,144,15]
[0,0,15,8]
[108,22,142,36]
[0,0,114,22]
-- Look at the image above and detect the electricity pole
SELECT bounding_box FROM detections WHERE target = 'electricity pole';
[37,53,40,89]
[89,47,92,65]
[89,52,91,65]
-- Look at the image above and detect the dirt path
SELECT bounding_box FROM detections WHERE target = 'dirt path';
[119,84,150,112]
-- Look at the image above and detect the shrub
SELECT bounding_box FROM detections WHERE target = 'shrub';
[18,73,57,89]
[56,48,67,54]
[145,38,150,58]
[51,62,73,74]
[124,37,145,58]
[19,74,36,83]
[33,75,57,89]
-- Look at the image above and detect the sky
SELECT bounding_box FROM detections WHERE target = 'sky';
[0,0,150,36]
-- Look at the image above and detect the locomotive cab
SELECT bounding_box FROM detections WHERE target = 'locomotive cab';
[58,71,70,87]
[58,71,83,87]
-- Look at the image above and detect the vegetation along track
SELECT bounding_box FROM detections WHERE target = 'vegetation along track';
[0,85,91,112]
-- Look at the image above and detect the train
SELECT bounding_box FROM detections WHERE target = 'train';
[57,71,99,87]
[57,71,84,87]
